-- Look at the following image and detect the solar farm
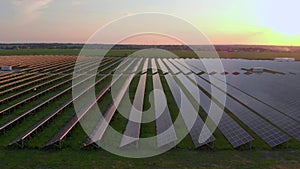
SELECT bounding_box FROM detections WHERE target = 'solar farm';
[0,55,299,152]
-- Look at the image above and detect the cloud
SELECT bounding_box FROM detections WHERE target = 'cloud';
[12,0,54,24]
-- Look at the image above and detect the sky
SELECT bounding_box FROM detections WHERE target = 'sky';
[0,0,300,45]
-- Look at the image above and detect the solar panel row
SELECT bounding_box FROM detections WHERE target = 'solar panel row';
[163,74,215,147]
[153,73,177,147]
[0,59,77,86]
[177,73,254,148]
[163,59,180,74]
[0,59,117,134]
[181,59,292,147]
[216,75,300,141]
[168,59,191,74]
[0,58,119,115]
[120,59,148,147]
[157,58,169,74]
[10,59,122,148]
[183,59,300,140]
[169,60,254,148]
[1,57,299,150]
[196,74,290,147]
[224,74,300,122]
[44,58,132,148]
[83,59,141,147]
[0,57,112,96]
[151,58,158,74]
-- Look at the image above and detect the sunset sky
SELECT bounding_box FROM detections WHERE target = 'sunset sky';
[1,0,300,45]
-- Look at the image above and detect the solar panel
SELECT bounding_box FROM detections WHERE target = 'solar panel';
[9,66,115,148]
[151,58,158,74]
[152,74,177,147]
[156,58,169,74]
[115,58,134,74]
[0,73,46,90]
[84,60,141,146]
[163,59,180,74]
[120,72,147,147]
[175,59,203,74]
[0,58,118,97]
[130,58,143,74]
[168,59,191,74]
[217,74,300,141]
[45,72,118,148]
[141,58,149,74]
[176,73,254,148]
[122,58,138,74]
[43,60,130,148]
[225,74,300,122]
[198,75,292,147]
[164,74,215,148]
[183,59,216,74]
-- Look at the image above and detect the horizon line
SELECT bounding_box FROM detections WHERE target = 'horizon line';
[0,43,299,47]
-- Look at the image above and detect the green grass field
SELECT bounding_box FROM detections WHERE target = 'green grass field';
[0,149,299,168]
[0,49,133,57]
[1,49,300,60]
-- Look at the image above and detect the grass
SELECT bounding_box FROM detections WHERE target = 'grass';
[0,148,299,168]
[140,74,156,138]
[26,106,75,148]
[1,49,300,60]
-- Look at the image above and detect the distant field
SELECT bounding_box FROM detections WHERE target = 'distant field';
[218,51,300,60]
[0,49,300,60]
